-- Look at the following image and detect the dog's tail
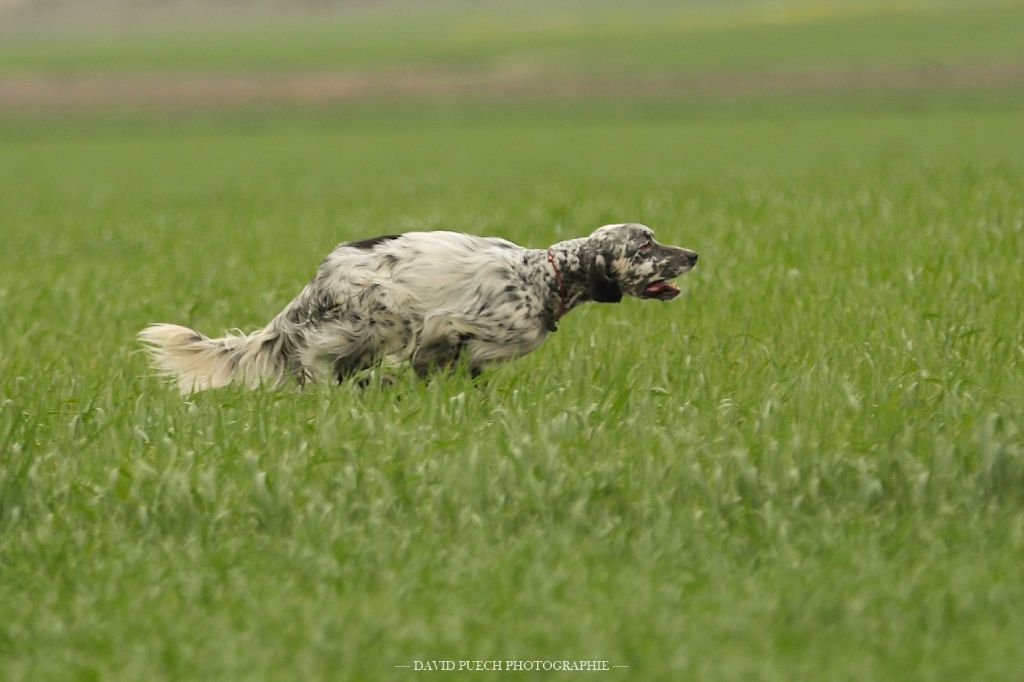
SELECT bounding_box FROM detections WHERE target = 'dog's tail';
[138,323,289,394]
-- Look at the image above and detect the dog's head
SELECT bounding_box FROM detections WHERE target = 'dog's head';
[583,223,698,303]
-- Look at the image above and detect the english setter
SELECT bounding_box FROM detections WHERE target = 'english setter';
[140,223,698,393]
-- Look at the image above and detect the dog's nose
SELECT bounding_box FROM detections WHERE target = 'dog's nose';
[689,252,698,264]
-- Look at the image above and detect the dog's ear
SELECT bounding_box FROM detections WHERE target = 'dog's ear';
[588,256,622,303]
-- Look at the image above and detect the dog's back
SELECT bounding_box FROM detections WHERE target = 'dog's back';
[140,231,533,393]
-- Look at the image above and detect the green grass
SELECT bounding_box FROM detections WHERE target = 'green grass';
[2,2,1024,679]
[2,96,1023,680]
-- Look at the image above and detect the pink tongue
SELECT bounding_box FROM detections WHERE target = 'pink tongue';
[644,281,680,298]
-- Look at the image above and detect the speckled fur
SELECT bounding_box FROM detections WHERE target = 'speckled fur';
[139,223,697,394]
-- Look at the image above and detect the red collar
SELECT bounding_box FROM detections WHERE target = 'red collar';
[546,248,566,322]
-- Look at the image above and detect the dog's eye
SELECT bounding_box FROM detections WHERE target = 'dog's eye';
[638,239,652,252]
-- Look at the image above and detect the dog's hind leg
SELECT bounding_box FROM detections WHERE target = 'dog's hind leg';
[412,313,478,377]
[332,350,379,384]
[296,318,378,385]
[412,338,466,377]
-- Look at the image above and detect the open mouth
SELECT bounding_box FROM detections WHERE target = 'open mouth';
[642,279,680,301]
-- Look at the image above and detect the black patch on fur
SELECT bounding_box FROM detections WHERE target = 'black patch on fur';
[588,257,623,304]
[285,305,305,324]
[344,234,402,250]
[334,354,371,383]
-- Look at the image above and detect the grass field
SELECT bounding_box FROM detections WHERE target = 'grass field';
[2,2,1024,680]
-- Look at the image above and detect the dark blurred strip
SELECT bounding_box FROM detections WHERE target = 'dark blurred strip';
[2,62,1024,112]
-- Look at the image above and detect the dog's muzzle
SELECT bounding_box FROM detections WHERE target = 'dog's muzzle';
[641,247,698,300]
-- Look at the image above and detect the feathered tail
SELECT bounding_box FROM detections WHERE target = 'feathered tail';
[138,323,287,394]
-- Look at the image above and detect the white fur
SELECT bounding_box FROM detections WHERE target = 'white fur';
[139,225,696,394]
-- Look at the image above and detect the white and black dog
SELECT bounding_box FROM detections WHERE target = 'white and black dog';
[140,223,697,393]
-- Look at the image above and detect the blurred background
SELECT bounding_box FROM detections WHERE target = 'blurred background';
[2,0,1022,115]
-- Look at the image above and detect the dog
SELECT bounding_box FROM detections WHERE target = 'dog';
[139,223,698,393]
